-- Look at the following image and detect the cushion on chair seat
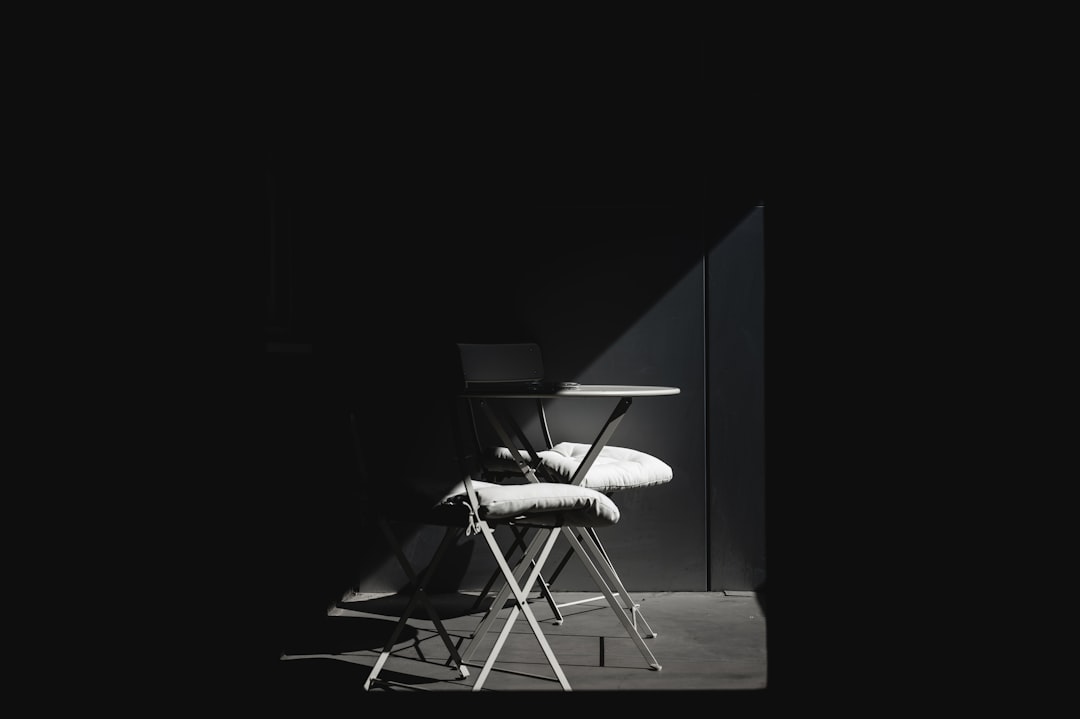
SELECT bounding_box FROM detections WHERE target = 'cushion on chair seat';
[435,479,620,528]
[491,442,672,492]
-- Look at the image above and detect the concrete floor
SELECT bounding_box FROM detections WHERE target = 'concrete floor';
[272,589,767,706]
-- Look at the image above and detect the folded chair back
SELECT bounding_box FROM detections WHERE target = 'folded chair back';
[458,342,544,386]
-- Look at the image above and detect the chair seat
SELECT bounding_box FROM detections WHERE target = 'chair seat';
[491,441,673,492]
[435,478,620,528]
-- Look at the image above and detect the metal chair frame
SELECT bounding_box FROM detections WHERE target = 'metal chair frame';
[456,343,663,669]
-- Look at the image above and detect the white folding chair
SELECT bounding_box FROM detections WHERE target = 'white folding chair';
[352,411,624,691]
[455,342,671,668]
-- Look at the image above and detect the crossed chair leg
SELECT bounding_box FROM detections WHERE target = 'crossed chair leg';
[460,522,662,674]
[363,524,470,690]
[364,520,576,691]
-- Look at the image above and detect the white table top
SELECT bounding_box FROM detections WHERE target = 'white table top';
[461,384,681,399]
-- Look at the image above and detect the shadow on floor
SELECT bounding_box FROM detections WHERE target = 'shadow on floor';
[335,590,494,622]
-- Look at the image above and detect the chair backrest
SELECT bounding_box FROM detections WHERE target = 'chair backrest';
[455,343,555,467]
[458,342,545,386]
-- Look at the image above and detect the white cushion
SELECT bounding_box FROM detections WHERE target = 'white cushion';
[437,479,620,527]
[491,441,672,492]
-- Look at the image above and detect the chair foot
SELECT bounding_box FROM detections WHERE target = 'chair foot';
[649,662,662,671]
[646,631,657,639]
[551,618,564,626]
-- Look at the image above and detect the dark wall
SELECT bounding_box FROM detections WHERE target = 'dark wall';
[255,205,763,600]
[239,35,764,660]
[40,30,763,705]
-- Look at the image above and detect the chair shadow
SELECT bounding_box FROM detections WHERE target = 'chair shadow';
[271,657,465,708]
[276,615,458,694]
[280,614,415,656]
[337,591,495,621]
[274,592,497,694]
